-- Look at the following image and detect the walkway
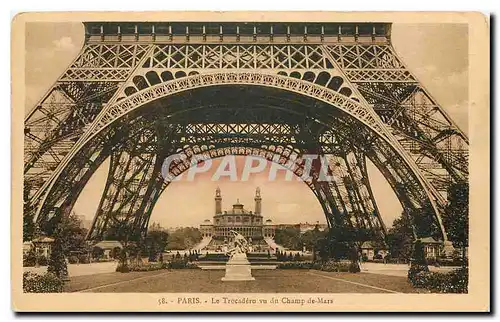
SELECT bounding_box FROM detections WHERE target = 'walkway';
[360,262,460,277]
[24,261,117,277]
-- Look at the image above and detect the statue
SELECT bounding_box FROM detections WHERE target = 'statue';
[226,230,249,258]
[221,230,255,281]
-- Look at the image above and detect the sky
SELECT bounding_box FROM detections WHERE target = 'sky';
[24,23,468,229]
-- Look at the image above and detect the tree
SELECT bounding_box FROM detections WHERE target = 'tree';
[443,182,469,266]
[38,211,89,256]
[104,220,140,244]
[23,213,36,242]
[386,211,415,263]
[143,224,169,262]
[301,227,328,251]
[110,247,121,259]
[317,226,360,261]
[166,227,202,250]
[92,246,104,260]
[47,229,68,280]
[59,212,88,255]
[408,239,429,282]
[411,205,441,240]
[23,182,36,242]
[274,227,301,250]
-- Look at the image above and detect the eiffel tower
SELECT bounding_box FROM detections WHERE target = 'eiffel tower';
[24,22,468,246]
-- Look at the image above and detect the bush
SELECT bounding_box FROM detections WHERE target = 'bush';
[68,255,79,264]
[445,267,468,293]
[361,255,368,262]
[408,267,468,293]
[437,258,466,267]
[37,256,48,266]
[23,272,64,293]
[23,251,36,267]
[115,248,129,273]
[408,264,429,282]
[115,263,130,273]
[78,255,90,264]
[349,261,361,273]
[426,258,441,266]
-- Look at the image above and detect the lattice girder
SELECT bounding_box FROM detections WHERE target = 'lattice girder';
[25,21,467,244]
[24,43,154,202]
[88,147,159,241]
[325,43,469,199]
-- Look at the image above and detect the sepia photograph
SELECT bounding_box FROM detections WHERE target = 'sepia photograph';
[11,11,490,312]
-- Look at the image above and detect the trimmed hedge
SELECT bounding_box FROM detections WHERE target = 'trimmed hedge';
[318,261,360,273]
[198,254,229,262]
[278,261,314,269]
[130,260,199,271]
[23,272,64,293]
[167,259,199,269]
[129,263,164,272]
[278,260,360,273]
[409,267,468,293]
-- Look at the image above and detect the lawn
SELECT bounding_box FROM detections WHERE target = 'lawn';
[64,269,419,293]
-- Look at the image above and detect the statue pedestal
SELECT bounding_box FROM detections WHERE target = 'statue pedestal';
[221,253,255,281]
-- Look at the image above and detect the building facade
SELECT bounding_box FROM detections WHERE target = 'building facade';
[200,187,328,241]
[201,187,264,240]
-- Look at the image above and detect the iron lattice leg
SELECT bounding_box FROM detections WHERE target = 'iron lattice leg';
[87,134,159,241]
[34,127,115,227]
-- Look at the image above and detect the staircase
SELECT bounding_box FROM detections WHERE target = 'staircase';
[190,237,212,251]
[264,238,285,252]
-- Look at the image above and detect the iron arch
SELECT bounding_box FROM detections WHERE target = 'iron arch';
[33,73,448,242]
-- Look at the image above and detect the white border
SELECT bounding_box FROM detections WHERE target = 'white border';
[2,1,495,321]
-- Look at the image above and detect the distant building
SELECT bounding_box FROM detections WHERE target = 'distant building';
[199,187,328,241]
[200,187,264,241]
[420,237,443,259]
[93,240,123,259]
[267,221,328,234]
[361,241,389,260]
